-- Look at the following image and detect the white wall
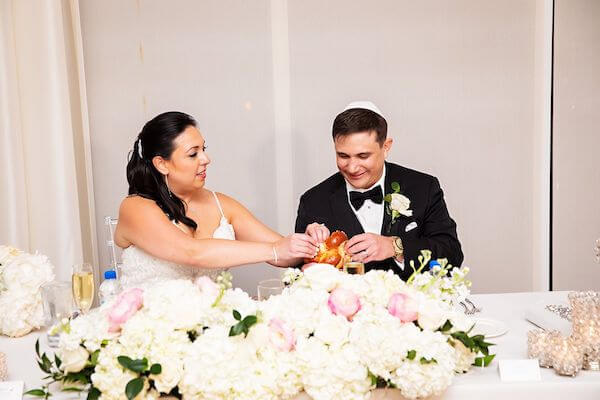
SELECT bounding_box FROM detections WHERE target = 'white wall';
[552,0,600,291]
[286,0,544,293]
[80,0,560,295]
[80,0,280,294]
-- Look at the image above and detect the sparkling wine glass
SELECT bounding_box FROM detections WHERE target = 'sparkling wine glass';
[72,262,95,314]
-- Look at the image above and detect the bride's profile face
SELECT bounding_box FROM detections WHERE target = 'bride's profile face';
[162,126,210,193]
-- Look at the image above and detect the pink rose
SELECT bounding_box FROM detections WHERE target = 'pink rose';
[328,288,361,320]
[387,292,418,323]
[268,318,296,352]
[107,288,144,332]
[194,276,220,299]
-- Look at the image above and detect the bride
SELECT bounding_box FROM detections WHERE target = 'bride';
[114,111,325,288]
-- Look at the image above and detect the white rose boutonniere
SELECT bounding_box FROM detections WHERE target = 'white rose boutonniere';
[384,182,413,232]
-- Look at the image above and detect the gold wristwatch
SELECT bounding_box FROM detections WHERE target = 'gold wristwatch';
[392,236,404,260]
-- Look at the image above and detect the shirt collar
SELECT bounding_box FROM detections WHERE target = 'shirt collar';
[345,164,386,196]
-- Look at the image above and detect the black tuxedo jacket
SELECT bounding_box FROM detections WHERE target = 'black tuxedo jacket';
[295,162,463,281]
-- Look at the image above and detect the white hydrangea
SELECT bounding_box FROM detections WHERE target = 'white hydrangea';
[296,337,372,400]
[46,260,484,400]
[390,330,456,399]
[91,342,142,400]
[0,247,55,337]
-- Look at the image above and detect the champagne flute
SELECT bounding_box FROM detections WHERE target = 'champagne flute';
[72,262,95,314]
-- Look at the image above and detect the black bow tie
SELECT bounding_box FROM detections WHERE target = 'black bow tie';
[349,186,383,210]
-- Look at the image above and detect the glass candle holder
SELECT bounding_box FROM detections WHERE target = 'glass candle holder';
[550,336,583,376]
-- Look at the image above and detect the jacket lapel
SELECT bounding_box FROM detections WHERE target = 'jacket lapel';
[381,163,393,235]
[330,184,364,238]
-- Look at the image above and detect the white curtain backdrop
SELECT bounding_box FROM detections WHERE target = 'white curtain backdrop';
[0,0,97,281]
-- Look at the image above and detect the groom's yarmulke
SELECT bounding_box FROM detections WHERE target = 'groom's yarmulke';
[343,101,384,119]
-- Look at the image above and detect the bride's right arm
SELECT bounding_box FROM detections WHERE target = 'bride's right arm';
[116,197,313,268]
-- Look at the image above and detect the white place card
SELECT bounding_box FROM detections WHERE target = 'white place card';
[498,359,541,382]
[0,381,24,400]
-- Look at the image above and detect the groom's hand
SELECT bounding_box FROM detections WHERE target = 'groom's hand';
[345,233,395,264]
[305,222,330,244]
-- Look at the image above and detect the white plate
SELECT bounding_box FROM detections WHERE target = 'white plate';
[471,317,508,338]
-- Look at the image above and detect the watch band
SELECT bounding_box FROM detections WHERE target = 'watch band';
[392,236,404,260]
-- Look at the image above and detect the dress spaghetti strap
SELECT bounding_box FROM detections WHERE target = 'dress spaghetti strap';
[212,191,226,219]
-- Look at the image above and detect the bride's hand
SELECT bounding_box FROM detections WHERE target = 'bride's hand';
[305,222,330,244]
[274,233,317,264]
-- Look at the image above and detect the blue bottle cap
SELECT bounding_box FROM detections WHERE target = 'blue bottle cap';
[104,270,117,279]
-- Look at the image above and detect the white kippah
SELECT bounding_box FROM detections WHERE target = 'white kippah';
[343,101,384,119]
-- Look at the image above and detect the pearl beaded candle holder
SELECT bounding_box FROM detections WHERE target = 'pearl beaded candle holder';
[527,330,560,368]
[0,351,6,381]
[569,291,600,371]
[550,336,584,376]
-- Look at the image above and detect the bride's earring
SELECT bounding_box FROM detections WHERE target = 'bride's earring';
[165,175,173,198]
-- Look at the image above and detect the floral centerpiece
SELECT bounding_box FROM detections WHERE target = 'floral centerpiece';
[0,245,55,337]
[27,251,493,400]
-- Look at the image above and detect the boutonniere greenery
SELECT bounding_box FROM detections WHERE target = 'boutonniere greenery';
[384,182,413,232]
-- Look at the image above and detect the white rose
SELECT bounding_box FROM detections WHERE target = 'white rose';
[418,299,447,331]
[60,347,89,373]
[452,340,476,373]
[151,357,183,394]
[314,313,350,347]
[301,263,344,292]
[390,193,413,217]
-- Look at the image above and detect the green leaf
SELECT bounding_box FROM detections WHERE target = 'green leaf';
[406,350,416,360]
[473,354,496,367]
[41,353,52,373]
[87,387,101,400]
[367,369,377,386]
[383,194,392,203]
[90,349,100,366]
[35,339,40,357]
[149,363,162,375]
[125,377,144,400]
[117,356,133,370]
[420,357,437,365]
[440,320,453,332]
[117,356,148,372]
[127,358,149,373]
[100,339,109,347]
[54,354,62,369]
[62,387,83,392]
[242,315,258,327]
[24,389,47,397]
[233,310,241,321]
[391,182,400,192]
[229,321,245,337]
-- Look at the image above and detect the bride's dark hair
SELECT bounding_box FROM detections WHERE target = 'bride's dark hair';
[126,111,198,231]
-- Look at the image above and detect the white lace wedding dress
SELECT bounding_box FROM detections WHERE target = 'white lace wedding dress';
[119,192,236,288]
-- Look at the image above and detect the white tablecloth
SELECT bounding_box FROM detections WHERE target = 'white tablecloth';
[2,291,599,399]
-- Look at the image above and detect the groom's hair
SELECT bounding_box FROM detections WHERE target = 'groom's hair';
[332,108,388,145]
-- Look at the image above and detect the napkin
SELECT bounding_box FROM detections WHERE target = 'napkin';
[524,301,571,335]
[0,381,23,400]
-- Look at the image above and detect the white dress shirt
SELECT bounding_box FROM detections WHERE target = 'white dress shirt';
[345,165,404,270]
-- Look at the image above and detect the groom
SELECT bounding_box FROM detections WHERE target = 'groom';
[295,101,463,280]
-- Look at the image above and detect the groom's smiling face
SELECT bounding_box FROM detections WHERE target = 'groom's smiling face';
[335,131,392,189]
